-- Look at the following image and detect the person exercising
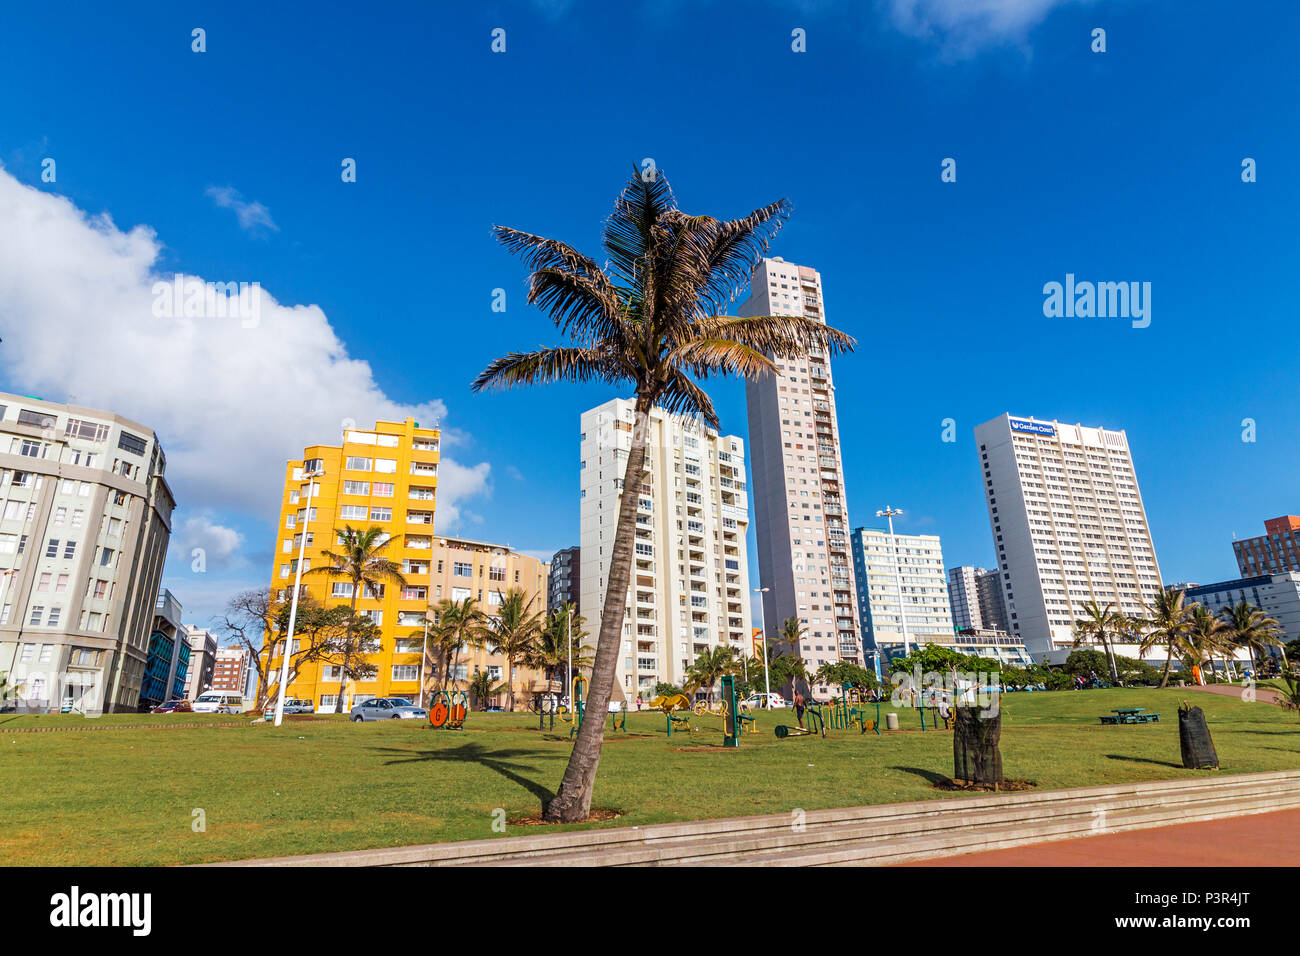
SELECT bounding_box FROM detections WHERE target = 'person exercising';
[793,688,806,729]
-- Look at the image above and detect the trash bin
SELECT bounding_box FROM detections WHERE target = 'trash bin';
[1178,701,1218,770]
[885,712,899,731]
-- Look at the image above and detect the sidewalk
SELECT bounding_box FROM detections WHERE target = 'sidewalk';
[896,807,1300,866]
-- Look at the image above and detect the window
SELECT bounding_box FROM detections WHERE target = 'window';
[28,607,44,626]
[19,643,36,661]
[18,439,43,458]
[72,510,85,529]
[63,541,77,559]
[374,459,397,473]
[372,482,394,497]
[0,534,15,555]
[370,507,392,521]
[345,456,372,471]
[400,586,427,601]
[451,587,471,601]
[65,418,109,442]
[392,665,419,682]
[452,562,473,577]
[17,409,53,429]
[118,431,148,456]
[343,481,370,495]
[36,573,51,591]
[339,505,366,520]
[331,582,355,598]
[47,607,61,626]
[46,538,59,558]
[92,579,108,599]
[409,486,434,500]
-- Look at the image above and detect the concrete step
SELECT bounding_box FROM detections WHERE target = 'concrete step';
[218,769,1300,867]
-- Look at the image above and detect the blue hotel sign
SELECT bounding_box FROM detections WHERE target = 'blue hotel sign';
[1009,419,1055,436]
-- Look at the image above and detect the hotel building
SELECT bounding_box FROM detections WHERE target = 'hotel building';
[851,527,955,659]
[0,394,176,714]
[579,398,752,699]
[741,257,862,671]
[973,414,1163,658]
[264,419,549,711]
[1233,516,1300,576]
[947,565,1010,633]
[1182,572,1300,650]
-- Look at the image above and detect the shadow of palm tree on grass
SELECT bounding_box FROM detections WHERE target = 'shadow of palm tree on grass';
[1103,754,1184,768]
[372,742,564,806]
[889,765,951,785]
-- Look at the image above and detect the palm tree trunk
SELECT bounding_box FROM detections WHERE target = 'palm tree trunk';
[341,586,359,713]
[1159,639,1174,688]
[544,397,650,822]
[507,658,515,712]
[1102,635,1119,685]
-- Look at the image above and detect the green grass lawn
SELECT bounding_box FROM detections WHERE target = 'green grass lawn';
[1,686,1296,866]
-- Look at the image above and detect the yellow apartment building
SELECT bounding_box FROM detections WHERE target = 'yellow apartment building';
[263,418,549,712]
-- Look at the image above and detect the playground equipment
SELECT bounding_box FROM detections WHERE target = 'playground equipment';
[825,682,880,735]
[647,692,693,737]
[428,689,468,730]
[561,674,587,739]
[774,703,825,739]
[609,701,628,732]
[718,675,755,747]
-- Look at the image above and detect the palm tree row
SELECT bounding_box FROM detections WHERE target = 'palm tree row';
[1071,589,1285,688]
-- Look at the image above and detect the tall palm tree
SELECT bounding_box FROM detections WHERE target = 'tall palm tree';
[1071,600,1124,685]
[1219,600,1283,676]
[429,598,490,693]
[308,525,407,712]
[472,170,854,822]
[1138,588,1195,688]
[684,645,738,703]
[776,616,812,697]
[485,589,544,711]
[1185,604,1230,681]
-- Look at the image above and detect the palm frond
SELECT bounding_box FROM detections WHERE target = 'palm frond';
[689,313,856,359]
[471,346,625,392]
[666,338,776,379]
[657,368,719,427]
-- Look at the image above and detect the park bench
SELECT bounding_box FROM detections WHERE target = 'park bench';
[1099,707,1160,725]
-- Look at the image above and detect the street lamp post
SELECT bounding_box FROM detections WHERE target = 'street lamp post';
[753,587,771,701]
[566,604,573,707]
[417,615,430,711]
[876,507,910,658]
[274,465,321,727]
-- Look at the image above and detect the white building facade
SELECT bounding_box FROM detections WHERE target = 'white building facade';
[579,398,752,698]
[974,414,1163,658]
[742,257,862,672]
[851,527,955,657]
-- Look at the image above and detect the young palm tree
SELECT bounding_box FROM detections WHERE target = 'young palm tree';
[1071,600,1124,686]
[1219,600,1283,677]
[1137,588,1195,688]
[684,645,738,704]
[529,604,594,695]
[308,525,407,712]
[429,598,489,693]
[467,668,508,711]
[485,589,544,711]
[1185,604,1230,681]
[473,170,854,822]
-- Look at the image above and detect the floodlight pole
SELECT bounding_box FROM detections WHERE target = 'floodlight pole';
[275,466,320,727]
[754,587,771,700]
[877,507,910,658]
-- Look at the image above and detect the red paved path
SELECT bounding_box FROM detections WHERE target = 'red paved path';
[897,807,1300,866]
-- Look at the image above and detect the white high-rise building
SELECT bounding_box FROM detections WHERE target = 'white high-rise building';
[947,566,985,631]
[742,257,861,671]
[852,527,954,658]
[974,414,1163,657]
[579,398,752,698]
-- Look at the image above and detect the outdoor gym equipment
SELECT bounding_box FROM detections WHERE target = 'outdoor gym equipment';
[609,701,628,732]
[564,674,588,739]
[718,675,754,747]
[429,689,468,730]
[648,692,694,737]
[826,682,879,734]
[774,703,825,739]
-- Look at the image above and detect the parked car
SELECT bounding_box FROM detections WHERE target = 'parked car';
[743,692,787,710]
[150,699,192,714]
[191,690,247,714]
[262,698,315,718]
[349,697,428,722]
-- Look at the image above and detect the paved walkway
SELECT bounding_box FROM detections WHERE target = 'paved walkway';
[897,807,1300,866]
[1191,683,1284,705]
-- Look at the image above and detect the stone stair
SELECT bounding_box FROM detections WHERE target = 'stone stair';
[218,769,1300,867]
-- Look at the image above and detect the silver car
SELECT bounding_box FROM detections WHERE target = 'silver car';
[349,697,428,722]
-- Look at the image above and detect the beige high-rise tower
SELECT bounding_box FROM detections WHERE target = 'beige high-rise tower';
[741,258,862,673]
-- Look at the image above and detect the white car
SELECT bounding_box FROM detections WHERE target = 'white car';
[192,690,246,714]
[743,692,787,710]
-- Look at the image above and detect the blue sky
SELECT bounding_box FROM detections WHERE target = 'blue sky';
[1,0,1297,630]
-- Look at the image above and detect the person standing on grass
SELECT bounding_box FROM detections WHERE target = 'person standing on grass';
[793,688,806,729]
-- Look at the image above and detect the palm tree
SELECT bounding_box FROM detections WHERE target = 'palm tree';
[429,598,490,693]
[684,646,738,703]
[1219,600,1283,677]
[467,668,507,711]
[1071,600,1124,685]
[1137,588,1195,688]
[1184,604,1230,681]
[308,525,407,712]
[485,589,544,712]
[472,170,854,822]
[530,604,593,696]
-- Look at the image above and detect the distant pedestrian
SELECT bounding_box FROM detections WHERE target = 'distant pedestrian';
[793,689,806,729]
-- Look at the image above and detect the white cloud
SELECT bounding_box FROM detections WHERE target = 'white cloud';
[884,0,1093,55]
[170,515,246,571]
[205,185,278,234]
[0,166,490,540]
